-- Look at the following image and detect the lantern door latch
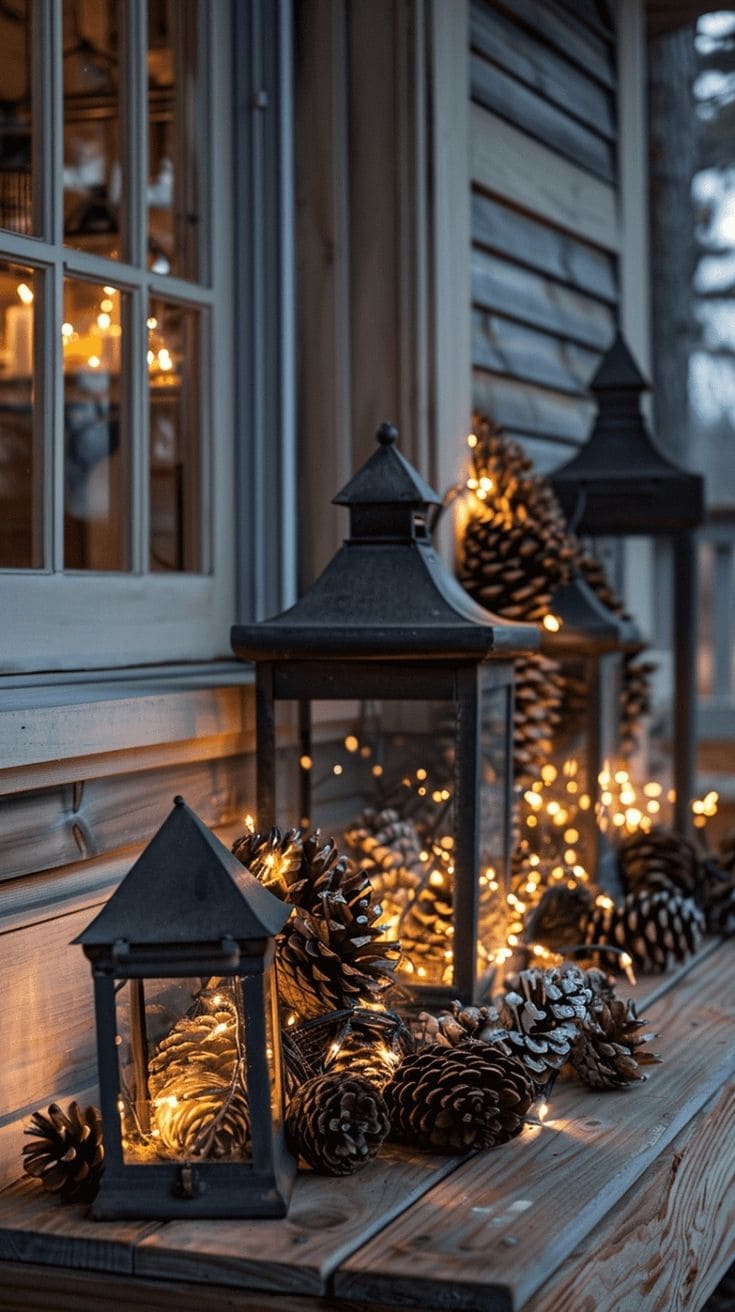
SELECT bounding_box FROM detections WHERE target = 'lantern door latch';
[176,1164,205,1199]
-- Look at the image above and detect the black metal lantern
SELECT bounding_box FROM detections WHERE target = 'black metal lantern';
[539,571,640,891]
[232,424,537,1007]
[75,796,296,1219]
[551,335,705,834]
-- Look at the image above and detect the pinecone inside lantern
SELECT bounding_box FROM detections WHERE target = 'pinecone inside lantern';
[233,827,400,1019]
[23,1101,104,1203]
[383,1041,533,1152]
[286,1073,390,1175]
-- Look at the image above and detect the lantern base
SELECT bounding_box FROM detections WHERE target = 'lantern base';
[91,1154,296,1220]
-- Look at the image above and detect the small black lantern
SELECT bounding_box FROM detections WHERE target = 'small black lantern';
[551,334,705,834]
[75,796,296,1219]
[540,571,640,891]
[232,424,537,1007]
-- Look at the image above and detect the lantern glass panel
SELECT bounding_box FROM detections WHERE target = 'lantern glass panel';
[114,975,252,1166]
[263,969,282,1128]
[477,671,511,983]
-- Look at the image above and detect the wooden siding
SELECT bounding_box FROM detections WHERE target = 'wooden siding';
[470,0,620,469]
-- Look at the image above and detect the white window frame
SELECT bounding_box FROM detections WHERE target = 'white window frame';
[0,0,240,673]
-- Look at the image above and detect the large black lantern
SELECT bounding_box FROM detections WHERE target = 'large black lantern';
[539,571,640,892]
[232,424,537,1007]
[75,797,296,1219]
[552,334,705,834]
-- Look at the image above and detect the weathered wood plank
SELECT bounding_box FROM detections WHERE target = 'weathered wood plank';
[470,4,615,138]
[0,684,248,772]
[486,0,616,90]
[334,944,735,1310]
[524,1081,735,1312]
[471,247,615,349]
[472,371,593,444]
[471,104,619,252]
[471,53,615,183]
[134,1145,460,1296]
[0,753,252,882]
[471,309,600,395]
[471,193,618,304]
[0,1261,344,1312]
[0,1178,160,1275]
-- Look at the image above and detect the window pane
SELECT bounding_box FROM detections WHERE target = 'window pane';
[63,278,128,570]
[148,297,202,571]
[148,1,205,280]
[0,263,39,566]
[63,0,123,261]
[0,2,34,236]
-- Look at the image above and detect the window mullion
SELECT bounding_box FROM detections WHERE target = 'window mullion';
[48,0,64,571]
[125,0,149,573]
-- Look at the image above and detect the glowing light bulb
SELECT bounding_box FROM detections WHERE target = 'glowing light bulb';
[97,312,111,330]
[333,763,343,776]
[88,355,100,368]
[61,322,74,338]
[299,754,313,770]
[147,316,158,329]
[371,763,383,777]
[344,734,359,752]
[100,298,114,313]
[467,432,478,448]
[16,282,33,304]
[542,614,561,633]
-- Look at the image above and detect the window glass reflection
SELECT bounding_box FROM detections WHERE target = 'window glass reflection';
[0,262,39,566]
[148,297,202,571]
[63,278,127,569]
[63,0,123,261]
[0,1,34,236]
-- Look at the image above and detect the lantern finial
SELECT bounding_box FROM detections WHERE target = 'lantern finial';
[377,421,398,446]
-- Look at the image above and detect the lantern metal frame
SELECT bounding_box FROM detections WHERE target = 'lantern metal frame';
[551,333,705,834]
[542,571,641,892]
[232,424,538,1008]
[75,796,296,1220]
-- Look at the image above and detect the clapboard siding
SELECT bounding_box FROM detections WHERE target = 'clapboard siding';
[489,0,615,89]
[470,0,620,465]
[470,4,615,138]
[470,53,615,183]
[471,248,615,348]
[471,193,617,302]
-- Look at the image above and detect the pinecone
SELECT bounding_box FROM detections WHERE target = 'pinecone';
[399,870,454,982]
[522,881,594,949]
[570,996,660,1090]
[344,807,426,915]
[512,652,566,787]
[460,418,575,623]
[619,827,700,899]
[289,1007,414,1091]
[383,1041,533,1152]
[701,836,735,936]
[148,994,250,1160]
[493,965,593,1085]
[286,1073,390,1175]
[233,827,400,1020]
[23,1102,104,1203]
[416,1000,500,1048]
[583,888,705,973]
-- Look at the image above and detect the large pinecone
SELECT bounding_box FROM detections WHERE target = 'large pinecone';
[344,807,426,914]
[286,1073,390,1175]
[570,996,660,1090]
[583,888,705,973]
[233,827,399,1019]
[23,1102,104,1203]
[399,866,454,981]
[416,1000,500,1048]
[522,881,595,950]
[148,995,250,1160]
[493,965,593,1085]
[383,1041,533,1152]
[619,827,700,899]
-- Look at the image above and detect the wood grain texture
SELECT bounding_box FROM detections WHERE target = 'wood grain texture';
[0,1178,160,1274]
[472,370,593,444]
[470,53,615,182]
[471,309,600,396]
[471,193,618,304]
[524,1082,735,1312]
[487,0,615,90]
[0,752,252,882]
[335,944,735,1310]
[135,1144,460,1296]
[470,3,614,138]
[471,249,615,351]
[471,104,619,252]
